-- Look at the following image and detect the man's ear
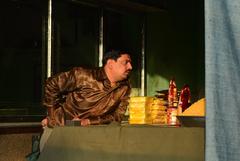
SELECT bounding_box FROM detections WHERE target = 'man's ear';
[106,59,114,69]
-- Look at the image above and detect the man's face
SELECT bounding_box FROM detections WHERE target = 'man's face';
[112,54,132,81]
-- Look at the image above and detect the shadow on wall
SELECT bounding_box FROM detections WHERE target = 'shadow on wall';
[145,0,204,101]
[147,72,205,103]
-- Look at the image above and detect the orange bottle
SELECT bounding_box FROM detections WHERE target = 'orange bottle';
[167,78,179,126]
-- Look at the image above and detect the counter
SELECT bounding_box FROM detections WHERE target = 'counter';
[38,125,204,161]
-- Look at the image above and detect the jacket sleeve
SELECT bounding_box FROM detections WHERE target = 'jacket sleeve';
[112,86,131,122]
[42,68,78,127]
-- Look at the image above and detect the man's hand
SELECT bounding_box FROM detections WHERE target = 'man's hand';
[80,119,91,126]
[72,117,90,126]
[41,117,48,128]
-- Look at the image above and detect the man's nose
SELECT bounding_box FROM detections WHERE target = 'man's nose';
[128,63,132,70]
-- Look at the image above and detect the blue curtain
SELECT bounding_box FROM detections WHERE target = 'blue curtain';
[205,0,240,161]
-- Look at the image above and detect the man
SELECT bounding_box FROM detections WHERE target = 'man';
[42,50,132,127]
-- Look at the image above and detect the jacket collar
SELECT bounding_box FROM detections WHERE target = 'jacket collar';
[96,67,108,81]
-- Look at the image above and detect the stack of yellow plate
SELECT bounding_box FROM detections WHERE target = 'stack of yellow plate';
[148,98,168,125]
[128,96,154,124]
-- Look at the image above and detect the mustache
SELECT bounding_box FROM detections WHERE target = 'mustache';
[125,70,131,75]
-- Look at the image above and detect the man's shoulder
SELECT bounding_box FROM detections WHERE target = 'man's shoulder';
[72,66,103,79]
[72,66,100,73]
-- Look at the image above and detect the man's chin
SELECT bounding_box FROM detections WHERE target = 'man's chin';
[122,74,130,80]
[118,76,127,82]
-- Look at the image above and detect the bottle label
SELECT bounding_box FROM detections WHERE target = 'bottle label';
[167,107,179,125]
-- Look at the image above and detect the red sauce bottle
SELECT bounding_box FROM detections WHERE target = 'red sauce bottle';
[178,84,191,112]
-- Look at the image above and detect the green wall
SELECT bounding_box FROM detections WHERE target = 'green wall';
[0,0,204,117]
[145,1,204,102]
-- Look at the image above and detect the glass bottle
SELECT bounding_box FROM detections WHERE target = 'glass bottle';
[168,78,178,107]
[167,78,179,126]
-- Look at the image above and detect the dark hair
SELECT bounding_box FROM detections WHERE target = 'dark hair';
[102,50,130,66]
